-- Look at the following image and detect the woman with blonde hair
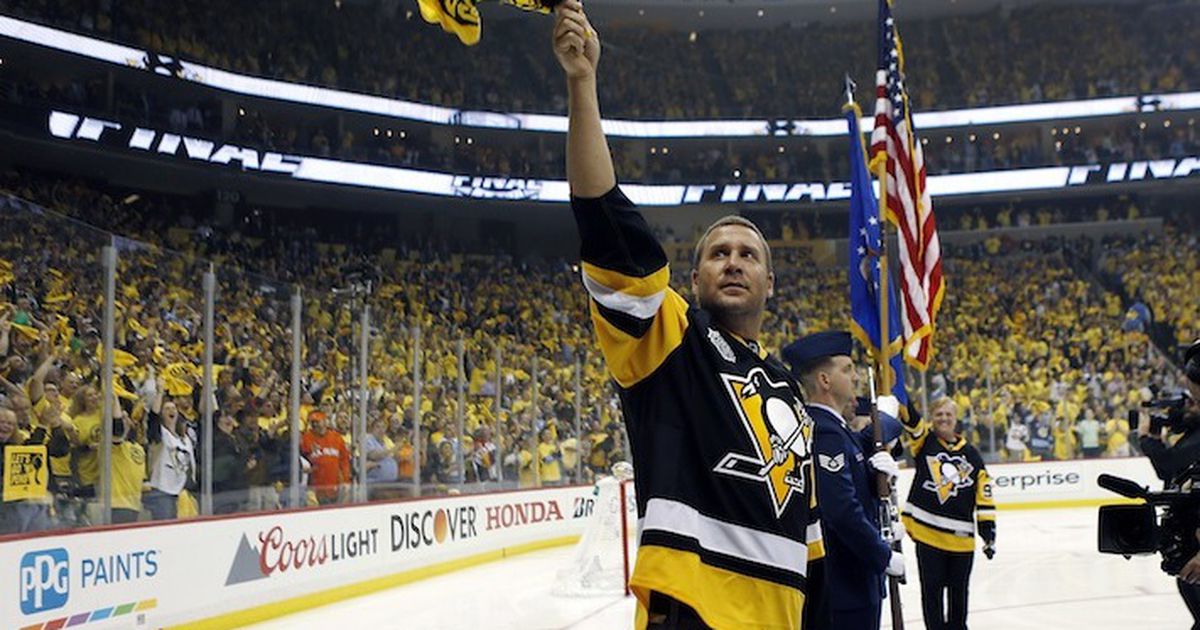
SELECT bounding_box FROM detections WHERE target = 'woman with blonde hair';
[901,397,996,630]
[68,385,103,519]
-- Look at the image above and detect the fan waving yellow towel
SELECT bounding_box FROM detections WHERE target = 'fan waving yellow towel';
[417,0,562,46]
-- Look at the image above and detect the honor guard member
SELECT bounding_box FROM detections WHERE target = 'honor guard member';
[554,3,823,627]
[784,332,904,630]
[901,397,995,630]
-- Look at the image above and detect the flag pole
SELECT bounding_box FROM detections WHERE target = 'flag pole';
[849,73,907,630]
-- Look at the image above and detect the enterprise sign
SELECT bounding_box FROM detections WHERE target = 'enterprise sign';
[47,110,1200,206]
[5,15,1200,139]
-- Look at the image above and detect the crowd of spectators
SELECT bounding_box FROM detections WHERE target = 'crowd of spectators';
[926,120,1200,176]
[0,169,630,533]
[930,250,1168,463]
[731,195,1155,247]
[0,166,1193,534]
[1099,213,1200,350]
[3,0,1198,120]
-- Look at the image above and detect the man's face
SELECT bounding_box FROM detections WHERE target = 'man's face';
[824,356,858,411]
[932,403,958,439]
[0,410,15,442]
[311,416,326,434]
[161,401,178,422]
[691,225,774,322]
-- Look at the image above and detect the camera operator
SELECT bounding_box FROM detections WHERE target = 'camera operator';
[1137,340,1200,627]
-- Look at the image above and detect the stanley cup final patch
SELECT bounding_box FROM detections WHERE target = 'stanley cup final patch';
[707,328,736,363]
[818,453,845,473]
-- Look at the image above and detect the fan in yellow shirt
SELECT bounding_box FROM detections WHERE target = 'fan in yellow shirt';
[104,417,146,524]
[1104,417,1132,457]
[537,428,562,486]
[514,434,537,489]
[68,385,104,492]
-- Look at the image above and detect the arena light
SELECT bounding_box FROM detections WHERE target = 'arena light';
[6,16,1200,140]
[928,167,1070,197]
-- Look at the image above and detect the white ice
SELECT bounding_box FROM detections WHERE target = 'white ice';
[246,507,1190,630]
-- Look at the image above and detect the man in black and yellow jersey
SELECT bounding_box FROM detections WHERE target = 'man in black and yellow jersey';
[900,397,995,630]
[553,3,822,627]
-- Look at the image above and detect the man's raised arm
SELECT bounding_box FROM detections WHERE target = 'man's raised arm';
[553,1,687,390]
[554,0,615,198]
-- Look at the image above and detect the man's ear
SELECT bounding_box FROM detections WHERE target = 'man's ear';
[766,270,775,299]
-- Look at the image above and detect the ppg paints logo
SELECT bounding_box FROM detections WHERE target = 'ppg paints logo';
[20,548,70,614]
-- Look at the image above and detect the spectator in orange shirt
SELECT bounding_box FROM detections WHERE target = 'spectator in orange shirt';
[300,410,350,505]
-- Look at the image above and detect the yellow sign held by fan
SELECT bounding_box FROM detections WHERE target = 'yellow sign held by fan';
[3,445,48,502]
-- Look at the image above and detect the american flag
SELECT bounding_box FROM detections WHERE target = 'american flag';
[868,0,943,370]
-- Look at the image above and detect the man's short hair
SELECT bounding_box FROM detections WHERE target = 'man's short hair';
[796,357,837,391]
[692,215,773,271]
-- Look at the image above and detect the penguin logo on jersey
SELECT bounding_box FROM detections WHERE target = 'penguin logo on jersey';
[713,367,813,517]
[922,452,975,504]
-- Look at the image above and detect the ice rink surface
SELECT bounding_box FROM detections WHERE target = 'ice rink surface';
[247,507,1190,630]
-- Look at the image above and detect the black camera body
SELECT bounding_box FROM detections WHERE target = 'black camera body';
[1186,339,1200,386]
[1137,396,1195,434]
[1097,474,1200,576]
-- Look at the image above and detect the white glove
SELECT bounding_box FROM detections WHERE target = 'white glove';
[886,551,906,577]
[890,519,906,543]
[877,395,900,419]
[869,452,900,480]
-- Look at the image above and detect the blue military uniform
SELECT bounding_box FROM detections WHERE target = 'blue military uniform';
[783,331,902,630]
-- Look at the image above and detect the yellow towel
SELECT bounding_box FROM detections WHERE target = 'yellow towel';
[418,0,557,46]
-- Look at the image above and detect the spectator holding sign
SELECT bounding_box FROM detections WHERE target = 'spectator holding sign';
[1,406,67,534]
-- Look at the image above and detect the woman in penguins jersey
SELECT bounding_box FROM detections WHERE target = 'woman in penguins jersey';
[901,397,996,630]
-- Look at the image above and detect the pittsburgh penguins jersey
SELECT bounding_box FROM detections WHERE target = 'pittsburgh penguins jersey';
[574,187,822,630]
[900,416,995,553]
